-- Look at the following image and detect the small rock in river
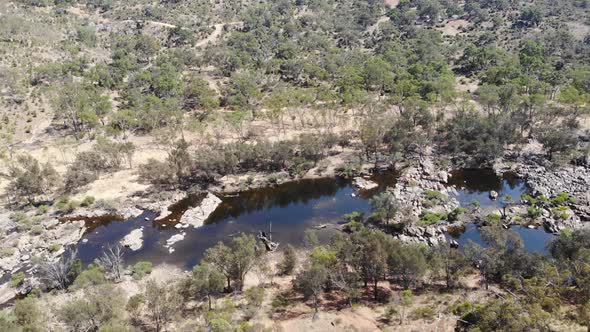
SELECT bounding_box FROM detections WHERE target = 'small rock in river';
[489,191,498,200]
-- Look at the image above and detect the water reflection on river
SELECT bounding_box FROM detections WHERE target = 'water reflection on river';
[448,223,554,254]
[77,176,384,268]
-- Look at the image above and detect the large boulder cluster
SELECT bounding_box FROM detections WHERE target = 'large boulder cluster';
[391,159,459,220]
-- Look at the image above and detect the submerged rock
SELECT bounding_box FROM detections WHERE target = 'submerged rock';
[120,228,144,251]
[180,192,222,228]
[164,233,186,254]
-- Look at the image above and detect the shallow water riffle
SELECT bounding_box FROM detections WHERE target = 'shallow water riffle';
[447,223,555,254]
[72,168,550,270]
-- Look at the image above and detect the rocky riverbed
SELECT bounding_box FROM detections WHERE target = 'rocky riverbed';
[495,158,590,233]
[0,219,86,281]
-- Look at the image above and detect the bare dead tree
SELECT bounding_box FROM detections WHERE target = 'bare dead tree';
[38,249,79,290]
[330,268,360,307]
[96,244,125,282]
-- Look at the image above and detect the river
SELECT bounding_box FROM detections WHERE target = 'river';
[75,169,555,269]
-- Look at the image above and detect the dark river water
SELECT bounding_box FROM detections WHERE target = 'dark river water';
[75,169,555,269]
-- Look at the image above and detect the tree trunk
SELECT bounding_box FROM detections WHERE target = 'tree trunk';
[312,295,319,320]
[373,279,379,301]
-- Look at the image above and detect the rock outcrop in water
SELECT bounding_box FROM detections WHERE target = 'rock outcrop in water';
[159,192,222,252]
[120,227,144,251]
[179,192,222,228]
[391,158,458,221]
[383,157,461,246]
[353,177,378,190]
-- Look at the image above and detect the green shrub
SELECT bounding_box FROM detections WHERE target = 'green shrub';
[551,192,575,206]
[30,225,43,235]
[343,220,365,233]
[419,211,448,225]
[271,293,289,312]
[335,164,359,178]
[278,245,297,276]
[289,158,314,177]
[245,286,265,307]
[245,174,255,186]
[55,195,70,208]
[267,174,280,185]
[209,318,233,332]
[0,247,15,258]
[13,297,42,330]
[36,205,49,215]
[520,194,537,206]
[80,196,96,207]
[71,264,106,290]
[484,213,501,224]
[423,190,448,208]
[552,206,570,220]
[540,296,560,313]
[10,212,29,223]
[527,206,542,219]
[425,190,446,201]
[125,294,144,315]
[94,199,118,212]
[411,306,436,320]
[452,301,473,316]
[49,243,62,252]
[131,261,153,280]
[10,272,25,288]
[56,195,79,213]
[383,306,399,321]
[343,211,363,223]
[16,221,33,232]
[448,207,468,221]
